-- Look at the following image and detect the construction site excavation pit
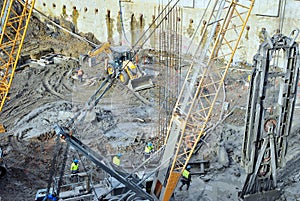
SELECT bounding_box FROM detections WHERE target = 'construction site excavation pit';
[1,1,300,201]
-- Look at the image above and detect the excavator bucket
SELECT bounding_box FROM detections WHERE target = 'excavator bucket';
[128,75,154,91]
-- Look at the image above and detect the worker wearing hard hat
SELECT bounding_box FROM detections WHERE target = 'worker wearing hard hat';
[46,193,58,201]
[144,142,154,159]
[70,159,79,174]
[179,165,192,191]
[113,153,122,166]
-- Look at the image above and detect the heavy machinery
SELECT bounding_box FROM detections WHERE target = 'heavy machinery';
[240,30,299,200]
[86,43,154,91]
[42,124,156,201]
[0,0,36,179]
[52,0,255,200]
[0,0,36,132]
[3,0,300,200]
[35,125,141,201]
[2,0,257,200]
[87,42,112,57]
[150,1,255,200]
[9,0,297,200]
[57,0,255,200]
[0,0,153,134]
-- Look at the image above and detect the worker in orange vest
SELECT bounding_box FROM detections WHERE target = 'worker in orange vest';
[77,68,84,82]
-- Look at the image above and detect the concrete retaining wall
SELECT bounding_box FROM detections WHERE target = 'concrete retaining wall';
[34,0,300,63]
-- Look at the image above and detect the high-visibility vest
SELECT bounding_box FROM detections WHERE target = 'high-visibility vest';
[144,145,154,154]
[144,146,151,153]
[70,162,78,171]
[182,169,190,179]
[113,156,121,166]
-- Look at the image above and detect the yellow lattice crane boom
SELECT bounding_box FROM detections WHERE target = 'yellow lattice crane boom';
[151,1,255,200]
[0,0,36,132]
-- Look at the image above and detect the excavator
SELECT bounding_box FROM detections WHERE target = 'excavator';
[0,0,152,134]
[84,42,154,91]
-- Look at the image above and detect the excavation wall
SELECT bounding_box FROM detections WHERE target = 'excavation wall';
[35,0,300,63]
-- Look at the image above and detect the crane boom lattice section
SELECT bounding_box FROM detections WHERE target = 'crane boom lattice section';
[0,0,36,114]
[152,1,255,200]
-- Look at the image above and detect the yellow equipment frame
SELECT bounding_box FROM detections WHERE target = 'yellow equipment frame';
[153,1,255,200]
[0,0,36,132]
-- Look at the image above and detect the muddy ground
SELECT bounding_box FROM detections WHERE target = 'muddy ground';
[1,13,300,201]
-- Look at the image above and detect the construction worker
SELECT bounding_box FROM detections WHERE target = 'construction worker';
[77,68,84,82]
[179,165,192,191]
[259,27,267,43]
[70,159,79,174]
[113,153,122,166]
[46,193,58,201]
[144,142,154,159]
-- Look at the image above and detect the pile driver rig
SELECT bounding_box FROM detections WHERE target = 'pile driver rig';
[241,30,300,200]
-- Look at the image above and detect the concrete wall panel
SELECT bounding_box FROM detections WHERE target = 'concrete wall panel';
[34,0,300,63]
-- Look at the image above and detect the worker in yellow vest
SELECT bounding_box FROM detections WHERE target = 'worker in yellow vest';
[70,159,79,174]
[179,165,192,191]
[144,142,154,159]
[113,153,122,166]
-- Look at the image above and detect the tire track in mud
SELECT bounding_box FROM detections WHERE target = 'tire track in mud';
[1,63,75,133]
[42,67,67,99]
